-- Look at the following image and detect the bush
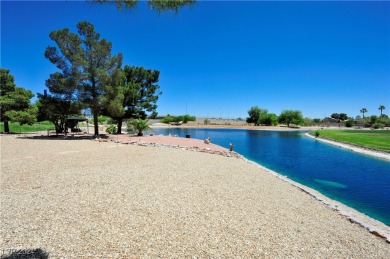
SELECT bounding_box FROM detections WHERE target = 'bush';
[345,119,354,127]
[313,118,321,124]
[98,115,110,123]
[184,115,196,123]
[260,113,278,126]
[303,117,315,126]
[204,118,210,125]
[370,115,378,124]
[160,114,196,124]
[129,119,151,136]
[106,117,117,125]
[314,130,320,138]
[105,124,117,134]
[371,123,384,129]
[149,111,158,119]
[160,115,175,123]
[377,116,390,126]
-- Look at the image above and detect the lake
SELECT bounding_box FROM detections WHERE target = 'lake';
[149,128,390,226]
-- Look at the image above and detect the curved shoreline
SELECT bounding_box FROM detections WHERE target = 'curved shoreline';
[304,133,390,161]
[2,134,390,257]
[243,157,390,243]
[5,133,390,243]
[108,134,390,242]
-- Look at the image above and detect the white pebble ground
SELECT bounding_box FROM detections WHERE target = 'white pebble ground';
[1,135,389,257]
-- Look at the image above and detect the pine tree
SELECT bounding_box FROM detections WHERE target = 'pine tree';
[45,21,123,136]
[0,68,36,133]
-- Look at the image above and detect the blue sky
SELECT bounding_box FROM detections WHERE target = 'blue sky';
[1,1,389,119]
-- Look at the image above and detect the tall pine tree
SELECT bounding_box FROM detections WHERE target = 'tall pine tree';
[45,21,122,136]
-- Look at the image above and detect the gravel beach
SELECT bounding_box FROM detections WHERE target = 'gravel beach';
[1,135,389,258]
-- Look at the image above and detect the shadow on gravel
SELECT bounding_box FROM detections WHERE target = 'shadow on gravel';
[1,248,49,259]
[15,134,108,141]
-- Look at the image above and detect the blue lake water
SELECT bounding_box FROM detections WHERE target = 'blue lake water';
[148,128,390,226]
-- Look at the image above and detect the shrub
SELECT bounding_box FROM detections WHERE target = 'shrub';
[204,118,210,125]
[186,115,196,123]
[106,117,117,125]
[370,115,378,124]
[371,123,384,129]
[129,119,151,136]
[313,118,322,124]
[303,117,315,126]
[98,115,110,123]
[345,119,354,127]
[314,130,320,138]
[149,111,158,119]
[377,116,390,126]
[160,115,175,123]
[106,124,117,134]
[160,114,196,124]
[260,113,278,126]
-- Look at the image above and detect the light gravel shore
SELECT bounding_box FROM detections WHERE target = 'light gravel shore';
[305,133,390,161]
[1,135,389,258]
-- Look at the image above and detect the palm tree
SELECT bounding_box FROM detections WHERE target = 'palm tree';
[379,105,385,116]
[360,108,367,118]
[131,119,151,136]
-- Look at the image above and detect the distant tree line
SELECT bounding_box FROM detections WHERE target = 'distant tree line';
[352,106,389,128]
[246,106,304,127]
[244,105,389,129]
[160,114,196,124]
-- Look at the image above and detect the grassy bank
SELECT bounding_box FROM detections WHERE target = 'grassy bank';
[0,121,53,133]
[314,129,390,151]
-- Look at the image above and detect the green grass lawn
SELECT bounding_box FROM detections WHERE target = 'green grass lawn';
[0,121,54,133]
[314,129,390,151]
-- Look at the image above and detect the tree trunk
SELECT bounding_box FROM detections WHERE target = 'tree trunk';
[54,120,64,135]
[93,112,99,136]
[117,118,123,134]
[4,119,9,133]
[55,123,61,134]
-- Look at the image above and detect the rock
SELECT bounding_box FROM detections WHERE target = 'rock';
[368,227,386,239]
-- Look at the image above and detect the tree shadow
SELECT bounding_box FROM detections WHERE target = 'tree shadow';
[15,134,109,141]
[1,248,49,259]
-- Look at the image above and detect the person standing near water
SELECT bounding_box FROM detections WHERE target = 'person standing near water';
[230,143,234,151]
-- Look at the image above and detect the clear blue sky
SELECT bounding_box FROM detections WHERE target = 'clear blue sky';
[2,0,389,119]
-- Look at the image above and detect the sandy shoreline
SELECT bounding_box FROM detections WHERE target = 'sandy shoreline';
[110,133,390,239]
[1,135,390,257]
